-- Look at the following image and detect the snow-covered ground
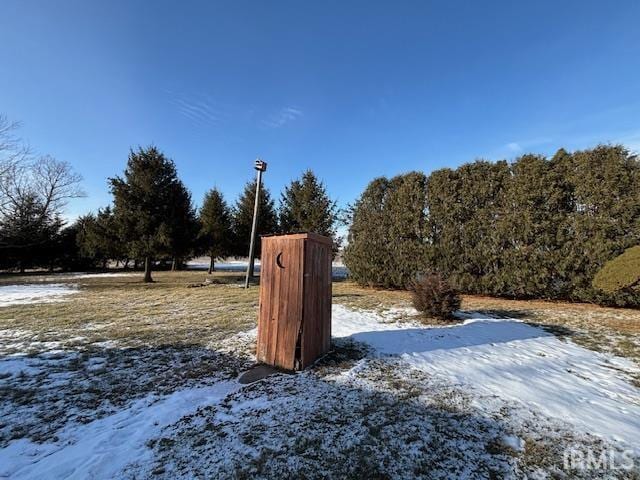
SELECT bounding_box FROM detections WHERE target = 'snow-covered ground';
[1,303,638,478]
[0,272,142,308]
[332,305,640,450]
[0,284,78,307]
[0,382,239,479]
[56,272,136,280]
[28,272,139,282]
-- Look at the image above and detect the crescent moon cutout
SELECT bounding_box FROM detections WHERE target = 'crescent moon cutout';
[276,252,285,269]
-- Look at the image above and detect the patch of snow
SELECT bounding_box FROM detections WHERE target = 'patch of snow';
[1,300,637,477]
[90,340,119,349]
[29,272,137,282]
[0,382,239,480]
[85,357,107,371]
[501,434,526,452]
[332,305,640,452]
[66,273,135,279]
[0,284,78,307]
[0,357,42,376]
[332,264,349,279]
[331,304,422,338]
[0,329,32,339]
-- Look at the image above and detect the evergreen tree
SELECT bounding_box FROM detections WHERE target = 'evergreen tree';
[232,179,278,258]
[198,188,233,273]
[593,246,640,294]
[384,172,429,286]
[0,192,61,272]
[50,222,87,272]
[76,207,125,269]
[164,184,198,271]
[554,145,640,303]
[344,172,428,288]
[425,146,640,304]
[426,161,509,294]
[279,170,340,252]
[109,146,187,282]
[343,177,391,286]
[493,154,572,298]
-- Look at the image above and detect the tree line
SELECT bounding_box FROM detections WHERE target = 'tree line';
[344,145,640,307]
[1,118,340,282]
[82,147,339,282]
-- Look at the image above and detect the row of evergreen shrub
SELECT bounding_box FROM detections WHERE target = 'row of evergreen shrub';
[343,145,640,306]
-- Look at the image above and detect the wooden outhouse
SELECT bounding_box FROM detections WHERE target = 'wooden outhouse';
[256,233,332,370]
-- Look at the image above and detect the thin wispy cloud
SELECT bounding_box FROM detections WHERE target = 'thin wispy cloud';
[168,92,222,127]
[501,137,552,156]
[506,142,522,153]
[500,104,640,156]
[262,106,303,128]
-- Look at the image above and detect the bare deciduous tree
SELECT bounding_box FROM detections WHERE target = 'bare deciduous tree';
[32,155,85,218]
[0,115,29,210]
[0,114,26,162]
[0,115,84,221]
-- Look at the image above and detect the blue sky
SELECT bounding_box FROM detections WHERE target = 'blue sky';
[1,0,640,220]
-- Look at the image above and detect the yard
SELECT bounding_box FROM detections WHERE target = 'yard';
[0,270,639,479]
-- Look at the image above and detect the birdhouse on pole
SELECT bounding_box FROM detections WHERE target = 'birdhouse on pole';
[244,159,267,288]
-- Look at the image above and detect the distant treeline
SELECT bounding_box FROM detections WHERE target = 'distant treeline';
[1,119,339,281]
[344,145,640,306]
[76,147,338,281]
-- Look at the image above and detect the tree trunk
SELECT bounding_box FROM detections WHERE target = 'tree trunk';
[123,258,130,270]
[134,259,140,270]
[171,256,178,271]
[208,255,214,275]
[143,256,153,283]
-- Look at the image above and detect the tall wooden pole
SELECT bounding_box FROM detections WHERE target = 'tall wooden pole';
[245,159,267,288]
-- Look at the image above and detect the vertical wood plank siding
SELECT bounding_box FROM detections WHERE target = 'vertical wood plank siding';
[257,233,332,370]
[302,238,332,367]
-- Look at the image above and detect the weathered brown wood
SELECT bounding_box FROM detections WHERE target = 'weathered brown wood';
[261,232,332,245]
[256,233,332,370]
[256,238,274,363]
[301,238,332,367]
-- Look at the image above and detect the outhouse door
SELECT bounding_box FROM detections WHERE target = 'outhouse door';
[256,235,305,370]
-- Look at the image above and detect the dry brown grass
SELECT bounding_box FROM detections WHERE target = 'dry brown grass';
[0,271,259,352]
[332,281,412,311]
